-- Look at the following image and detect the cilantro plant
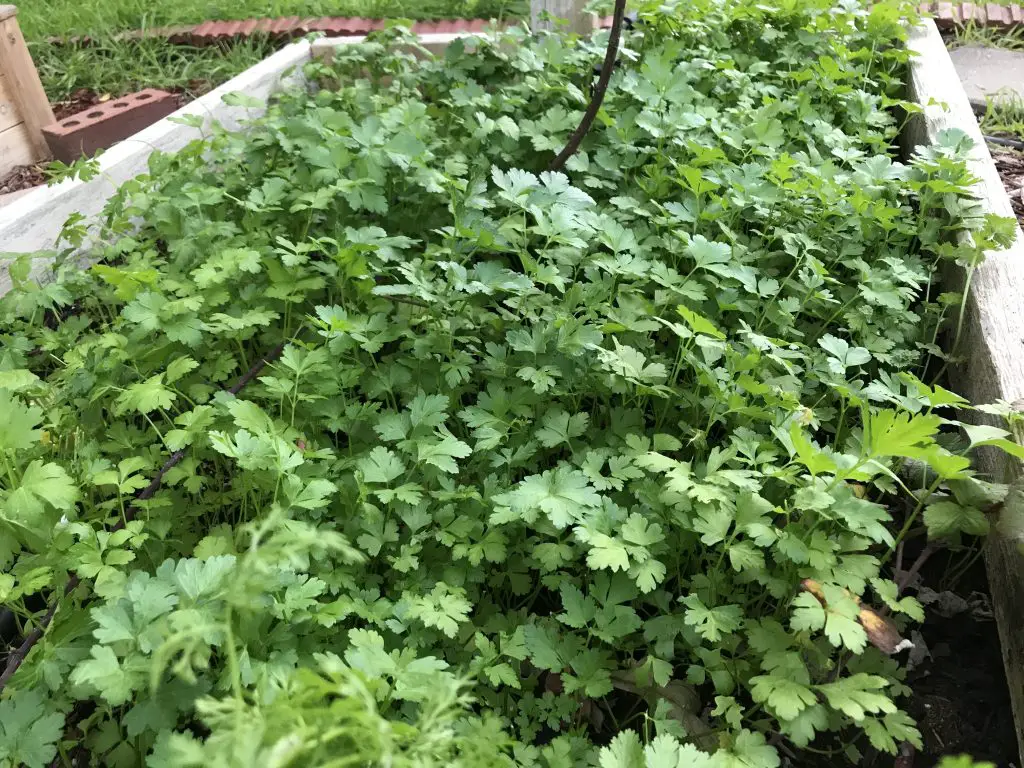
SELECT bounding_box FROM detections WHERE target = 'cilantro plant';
[0,0,1018,766]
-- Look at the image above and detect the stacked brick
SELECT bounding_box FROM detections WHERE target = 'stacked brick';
[928,1,1024,27]
[51,18,496,46]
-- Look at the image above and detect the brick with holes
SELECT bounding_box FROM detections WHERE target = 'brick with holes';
[40,89,178,163]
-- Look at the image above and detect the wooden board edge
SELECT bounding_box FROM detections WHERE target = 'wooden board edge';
[0,11,54,157]
[905,19,1024,761]
[0,119,35,174]
[311,30,494,62]
[0,71,25,133]
[0,40,313,290]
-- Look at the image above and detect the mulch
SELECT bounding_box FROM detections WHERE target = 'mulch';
[0,164,47,196]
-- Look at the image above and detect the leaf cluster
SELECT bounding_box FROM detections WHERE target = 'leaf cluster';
[0,0,1015,766]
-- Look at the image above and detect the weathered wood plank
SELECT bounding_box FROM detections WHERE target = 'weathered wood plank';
[310,31,488,62]
[0,185,32,207]
[0,7,54,159]
[0,40,312,292]
[0,118,34,170]
[0,71,22,133]
[905,19,1024,762]
[530,0,593,34]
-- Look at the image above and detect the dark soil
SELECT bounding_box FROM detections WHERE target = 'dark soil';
[0,164,47,196]
[991,147,1024,230]
[51,87,107,122]
[903,543,1019,767]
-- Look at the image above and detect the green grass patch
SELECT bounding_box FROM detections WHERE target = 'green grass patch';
[19,0,525,40]
[28,37,277,104]
[980,89,1024,137]
[948,21,1024,50]
[30,38,276,104]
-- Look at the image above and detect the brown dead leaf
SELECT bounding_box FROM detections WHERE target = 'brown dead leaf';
[859,606,909,654]
[800,578,831,605]
[800,579,911,655]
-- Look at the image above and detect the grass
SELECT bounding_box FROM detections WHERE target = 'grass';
[19,0,524,39]
[948,21,1024,49]
[31,39,279,105]
[22,0,525,104]
[980,89,1024,137]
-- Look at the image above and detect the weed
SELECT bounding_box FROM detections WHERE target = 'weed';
[948,20,1024,50]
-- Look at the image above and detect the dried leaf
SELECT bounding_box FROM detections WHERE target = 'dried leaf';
[801,579,910,655]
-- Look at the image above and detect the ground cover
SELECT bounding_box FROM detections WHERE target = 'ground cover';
[0,0,1020,766]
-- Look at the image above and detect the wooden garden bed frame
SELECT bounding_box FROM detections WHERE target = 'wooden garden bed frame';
[0,15,1021,761]
[0,5,55,178]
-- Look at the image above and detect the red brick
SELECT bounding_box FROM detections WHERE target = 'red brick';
[312,17,378,34]
[191,20,220,36]
[934,2,957,27]
[414,19,491,35]
[960,2,980,21]
[41,89,178,163]
[277,16,301,34]
[985,3,1010,25]
[1012,4,1024,23]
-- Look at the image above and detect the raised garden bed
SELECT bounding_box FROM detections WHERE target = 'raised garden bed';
[0,4,1023,767]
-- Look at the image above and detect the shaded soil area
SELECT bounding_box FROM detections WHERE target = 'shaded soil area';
[51,87,109,122]
[0,164,46,196]
[1,85,202,198]
[992,147,1024,229]
[903,544,1019,767]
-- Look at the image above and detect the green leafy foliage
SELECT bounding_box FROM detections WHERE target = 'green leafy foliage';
[0,0,1016,766]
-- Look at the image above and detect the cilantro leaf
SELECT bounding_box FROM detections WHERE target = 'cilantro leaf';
[536,409,589,448]
[0,391,42,452]
[816,674,897,721]
[4,460,79,524]
[358,446,406,484]
[492,466,601,528]
[0,689,64,768]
